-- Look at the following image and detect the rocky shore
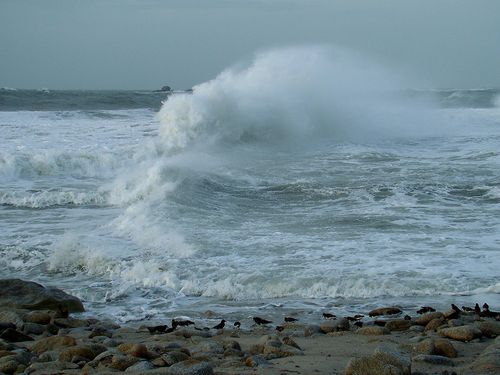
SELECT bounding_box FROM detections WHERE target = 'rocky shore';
[0,279,499,374]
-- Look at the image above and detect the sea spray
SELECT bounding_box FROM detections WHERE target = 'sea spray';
[157,46,439,152]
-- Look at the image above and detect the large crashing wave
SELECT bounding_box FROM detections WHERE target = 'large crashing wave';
[156,46,438,153]
[106,46,442,273]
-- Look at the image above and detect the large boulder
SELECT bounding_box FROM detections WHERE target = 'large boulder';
[439,325,482,342]
[477,320,500,338]
[0,279,84,312]
[415,312,444,326]
[31,335,77,354]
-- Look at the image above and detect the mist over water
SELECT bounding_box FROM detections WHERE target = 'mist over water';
[1,47,499,322]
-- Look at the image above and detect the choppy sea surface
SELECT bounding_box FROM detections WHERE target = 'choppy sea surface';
[1,48,499,324]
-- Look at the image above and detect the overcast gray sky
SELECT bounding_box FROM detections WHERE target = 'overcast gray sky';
[1,0,499,90]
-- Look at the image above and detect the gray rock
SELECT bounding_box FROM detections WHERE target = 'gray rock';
[0,311,24,328]
[304,324,321,336]
[409,325,424,333]
[58,344,103,362]
[0,360,18,374]
[413,354,455,366]
[0,328,33,342]
[102,338,120,347]
[447,318,464,327]
[23,311,52,325]
[477,320,500,338]
[416,312,444,326]
[4,349,34,366]
[27,360,80,373]
[357,326,388,336]
[31,335,77,354]
[199,341,224,354]
[439,325,482,342]
[385,320,411,332]
[162,351,190,366]
[125,360,155,372]
[434,338,457,358]
[245,354,271,368]
[110,354,139,371]
[0,279,84,312]
[424,317,445,332]
[38,350,59,362]
[282,336,301,350]
[319,318,349,333]
[222,340,241,351]
[22,322,46,335]
[412,338,435,355]
[0,339,14,351]
[166,360,214,375]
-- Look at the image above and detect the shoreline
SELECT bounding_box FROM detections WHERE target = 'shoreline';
[1,279,499,374]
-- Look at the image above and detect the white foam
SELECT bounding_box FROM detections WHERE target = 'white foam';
[156,46,440,153]
[0,190,107,208]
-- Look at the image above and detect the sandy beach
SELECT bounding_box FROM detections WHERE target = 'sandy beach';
[1,279,499,374]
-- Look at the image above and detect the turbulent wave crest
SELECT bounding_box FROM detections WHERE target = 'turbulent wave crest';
[0,190,107,208]
[157,46,437,152]
[0,150,122,179]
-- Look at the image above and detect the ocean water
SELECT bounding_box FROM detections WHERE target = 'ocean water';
[1,48,499,324]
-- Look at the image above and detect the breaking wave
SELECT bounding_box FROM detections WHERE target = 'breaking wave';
[157,46,439,153]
